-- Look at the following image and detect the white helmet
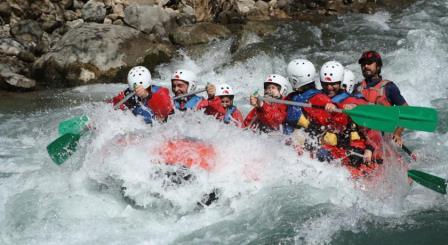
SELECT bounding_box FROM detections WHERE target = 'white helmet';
[264,74,289,96]
[127,66,151,89]
[287,59,316,89]
[215,83,234,97]
[319,61,344,83]
[171,69,198,93]
[342,69,356,93]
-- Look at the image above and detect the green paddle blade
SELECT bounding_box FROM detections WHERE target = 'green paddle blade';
[58,115,89,135]
[398,106,438,132]
[47,133,81,165]
[343,105,399,132]
[408,169,447,195]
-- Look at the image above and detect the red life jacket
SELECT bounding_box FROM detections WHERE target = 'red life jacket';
[357,79,392,106]
[146,86,174,121]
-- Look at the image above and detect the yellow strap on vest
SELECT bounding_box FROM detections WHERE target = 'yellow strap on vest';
[350,131,361,141]
[297,114,310,128]
[322,132,338,146]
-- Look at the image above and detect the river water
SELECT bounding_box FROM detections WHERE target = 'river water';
[1,1,448,244]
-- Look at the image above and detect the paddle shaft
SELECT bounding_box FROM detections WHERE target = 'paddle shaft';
[173,88,206,100]
[259,96,345,112]
[113,91,136,110]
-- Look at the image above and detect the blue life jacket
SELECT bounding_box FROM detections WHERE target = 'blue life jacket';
[283,89,321,135]
[223,106,237,124]
[331,91,350,103]
[131,104,154,124]
[151,85,160,93]
[174,95,202,111]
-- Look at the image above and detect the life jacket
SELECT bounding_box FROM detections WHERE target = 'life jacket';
[223,106,237,124]
[284,89,321,134]
[174,95,203,111]
[131,105,154,124]
[331,92,350,103]
[322,92,366,151]
[357,79,392,106]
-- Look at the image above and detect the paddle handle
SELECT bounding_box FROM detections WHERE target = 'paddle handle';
[402,144,417,161]
[173,88,206,100]
[113,91,136,110]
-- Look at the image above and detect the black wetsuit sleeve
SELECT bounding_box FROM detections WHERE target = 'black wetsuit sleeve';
[385,82,407,106]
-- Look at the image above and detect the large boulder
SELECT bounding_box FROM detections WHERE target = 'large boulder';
[32,23,176,87]
[123,4,177,37]
[169,22,232,46]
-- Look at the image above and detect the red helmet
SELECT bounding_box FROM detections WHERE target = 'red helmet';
[358,50,382,66]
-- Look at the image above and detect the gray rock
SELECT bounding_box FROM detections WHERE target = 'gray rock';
[127,0,157,5]
[64,10,78,21]
[81,0,106,23]
[112,3,125,18]
[0,38,26,56]
[18,50,36,62]
[182,5,194,16]
[103,17,112,24]
[10,19,44,49]
[32,23,175,87]
[169,22,232,46]
[73,0,84,9]
[113,19,124,25]
[0,24,12,38]
[176,13,196,26]
[255,0,270,15]
[60,0,74,9]
[66,19,84,29]
[0,71,36,91]
[0,2,12,21]
[0,56,28,75]
[40,13,64,33]
[236,0,256,14]
[124,4,176,36]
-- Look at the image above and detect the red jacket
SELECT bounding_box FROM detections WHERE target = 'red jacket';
[303,93,333,126]
[244,97,287,132]
[197,97,244,127]
[112,85,173,121]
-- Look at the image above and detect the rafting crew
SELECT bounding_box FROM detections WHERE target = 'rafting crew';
[112,50,413,178]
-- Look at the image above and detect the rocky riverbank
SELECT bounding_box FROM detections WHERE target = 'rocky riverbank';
[0,0,415,91]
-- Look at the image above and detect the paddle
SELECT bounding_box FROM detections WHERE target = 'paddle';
[47,91,136,165]
[398,144,446,194]
[347,143,446,195]
[408,170,447,195]
[58,91,136,136]
[402,144,417,161]
[173,88,206,100]
[397,106,438,132]
[259,96,399,132]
